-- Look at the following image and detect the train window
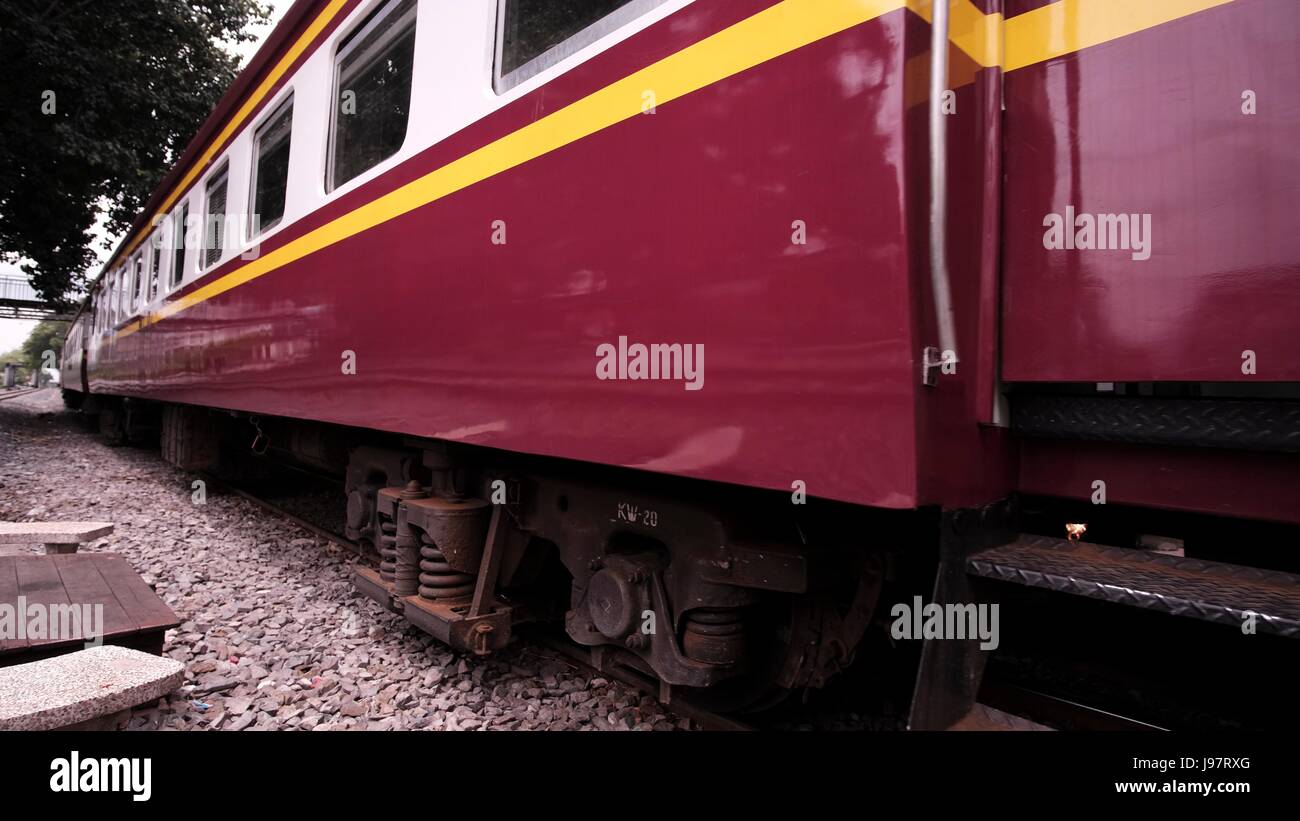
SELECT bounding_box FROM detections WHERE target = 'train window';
[172,202,188,288]
[250,96,293,235]
[493,0,669,92]
[132,254,144,310]
[111,270,121,324]
[204,165,229,269]
[150,239,162,301]
[327,0,417,191]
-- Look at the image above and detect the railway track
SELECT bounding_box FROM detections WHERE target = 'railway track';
[0,387,43,402]
[198,471,359,555]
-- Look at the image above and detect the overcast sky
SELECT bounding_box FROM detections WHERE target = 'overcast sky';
[1,2,292,352]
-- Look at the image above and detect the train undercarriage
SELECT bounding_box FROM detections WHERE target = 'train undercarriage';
[66,390,1300,724]
[75,393,898,711]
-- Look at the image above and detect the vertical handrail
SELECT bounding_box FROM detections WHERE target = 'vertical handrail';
[929,1,959,364]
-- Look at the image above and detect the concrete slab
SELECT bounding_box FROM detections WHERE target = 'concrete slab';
[0,522,115,544]
[0,645,184,730]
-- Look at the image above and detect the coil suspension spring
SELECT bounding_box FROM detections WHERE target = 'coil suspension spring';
[418,530,475,600]
[378,512,398,583]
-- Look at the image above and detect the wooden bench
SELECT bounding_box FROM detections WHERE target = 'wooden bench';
[0,645,184,730]
[0,521,114,555]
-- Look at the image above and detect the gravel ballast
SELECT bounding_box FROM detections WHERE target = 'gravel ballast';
[0,389,691,731]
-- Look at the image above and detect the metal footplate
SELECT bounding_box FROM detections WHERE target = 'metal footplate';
[1011,395,1300,453]
[968,535,1300,638]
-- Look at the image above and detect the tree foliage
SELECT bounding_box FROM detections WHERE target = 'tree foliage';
[0,320,65,381]
[0,0,270,308]
[20,320,67,370]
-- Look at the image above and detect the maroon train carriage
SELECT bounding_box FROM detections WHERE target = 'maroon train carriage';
[58,0,1300,723]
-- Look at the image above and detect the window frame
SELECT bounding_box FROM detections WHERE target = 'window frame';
[171,201,189,289]
[203,163,231,271]
[325,0,419,193]
[492,0,674,94]
[125,255,140,315]
[247,93,295,239]
[148,230,163,303]
[111,268,122,326]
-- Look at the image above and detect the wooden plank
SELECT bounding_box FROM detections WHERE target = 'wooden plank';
[91,554,178,634]
[50,554,138,642]
[0,559,27,654]
[12,556,70,608]
[8,557,72,655]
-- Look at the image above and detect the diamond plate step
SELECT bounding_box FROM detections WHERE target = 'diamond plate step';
[968,536,1300,638]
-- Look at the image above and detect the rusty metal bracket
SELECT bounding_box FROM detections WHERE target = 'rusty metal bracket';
[398,492,490,575]
[699,541,807,593]
[401,595,512,656]
[470,505,508,618]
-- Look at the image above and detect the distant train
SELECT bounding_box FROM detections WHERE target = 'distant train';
[60,0,1300,720]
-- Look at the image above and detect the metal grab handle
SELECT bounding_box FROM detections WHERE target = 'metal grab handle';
[928,0,959,369]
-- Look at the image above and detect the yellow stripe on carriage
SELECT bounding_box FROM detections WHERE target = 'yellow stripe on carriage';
[906,0,1004,68]
[1004,0,1234,72]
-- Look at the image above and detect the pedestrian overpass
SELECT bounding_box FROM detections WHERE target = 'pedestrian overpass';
[0,276,73,321]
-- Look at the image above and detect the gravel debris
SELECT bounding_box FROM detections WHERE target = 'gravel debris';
[0,389,690,731]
